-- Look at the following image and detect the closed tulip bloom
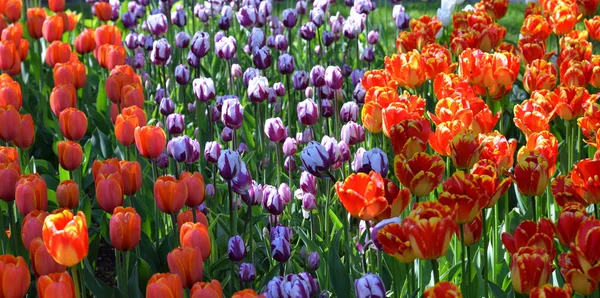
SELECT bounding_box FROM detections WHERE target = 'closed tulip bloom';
[571,158,600,204]
[228,235,247,262]
[11,113,33,149]
[21,210,48,250]
[510,247,553,294]
[37,272,74,298]
[48,0,64,12]
[0,41,15,72]
[174,64,190,85]
[27,8,46,40]
[239,263,256,282]
[92,158,120,182]
[530,284,572,298]
[341,121,366,146]
[57,140,82,171]
[146,273,184,298]
[150,38,171,65]
[110,207,141,251]
[95,172,124,213]
[264,117,286,143]
[513,151,550,197]
[134,125,166,159]
[190,280,223,298]
[501,218,556,258]
[215,36,237,60]
[523,60,557,94]
[403,201,456,260]
[154,176,187,214]
[271,236,291,262]
[177,210,209,232]
[0,255,30,297]
[118,160,142,196]
[180,222,211,260]
[0,106,18,142]
[56,180,79,209]
[278,53,295,74]
[218,149,241,181]
[297,98,319,126]
[42,210,88,266]
[179,172,205,208]
[292,71,309,91]
[263,185,284,215]
[192,77,215,102]
[0,78,22,110]
[93,2,112,21]
[355,274,386,298]
[554,202,587,247]
[394,152,445,197]
[49,83,77,116]
[300,141,331,177]
[204,141,221,163]
[424,282,462,298]
[29,237,66,276]
[376,219,415,262]
[59,108,87,141]
[221,97,244,130]
[74,29,96,54]
[42,15,64,43]
[248,76,269,103]
[232,162,252,195]
[166,114,185,135]
[15,173,48,216]
[147,13,168,36]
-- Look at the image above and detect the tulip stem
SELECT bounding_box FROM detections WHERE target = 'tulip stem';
[460,224,468,296]
[275,142,281,186]
[124,251,130,291]
[71,265,82,298]
[531,196,537,222]
[228,181,235,235]
[171,213,179,246]
[152,161,160,249]
[7,202,16,255]
[431,258,440,284]
[0,209,4,254]
[595,203,599,219]
[115,250,123,290]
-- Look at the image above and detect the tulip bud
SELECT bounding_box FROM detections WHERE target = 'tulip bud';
[175,31,190,48]
[310,8,325,27]
[325,66,343,90]
[238,142,248,154]
[307,252,320,270]
[264,117,286,142]
[299,22,317,41]
[275,34,288,51]
[297,98,319,126]
[110,207,141,251]
[187,51,199,68]
[355,274,386,298]
[341,121,365,146]
[248,75,269,103]
[228,235,247,262]
[302,192,317,210]
[168,136,194,163]
[218,149,241,181]
[340,102,359,123]
[21,210,48,251]
[278,53,295,75]
[300,171,317,194]
[239,263,256,282]
[221,127,233,142]
[351,69,366,86]
[172,9,187,28]
[284,156,297,172]
[262,185,284,215]
[30,239,67,277]
[147,13,168,36]
[278,183,292,204]
[292,71,309,90]
[190,31,210,58]
[192,77,215,102]
[125,32,138,49]
[252,46,272,70]
[56,180,79,209]
[351,148,367,173]
[353,84,366,104]
[166,113,185,135]
[159,97,175,116]
[271,236,291,262]
[232,161,252,195]
[150,38,171,65]
[215,36,236,60]
[16,173,48,216]
[283,137,297,156]
[231,64,242,79]
[367,30,379,44]
[236,5,257,28]
[241,180,263,206]
[361,148,389,177]
[221,97,244,130]
[361,47,374,62]
[174,64,190,85]
[322,136,341,165]
[282,9,298,28]
[146,273,184,298]
[204,141,221,163]
[300,141,331,177]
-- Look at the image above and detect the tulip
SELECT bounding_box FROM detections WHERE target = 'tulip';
[297,98,319,126]
[241,181,263,206]
[264,117,286,142]
[404,202,456,260]
[355,274,386,298]
[232,162,252,195]
[117,161,141,196]
[95,172,124,213]
[176,32,191,49]
[510,247,553,294]
[239,263,256,283]
[179,172,205,208]
[300,141,331,177]
[530,284,572,298]
[513,151,551,197]
[571,158,600,204]
[21,210,48,251]
[271,235,291,262]
[189,31,210,58]
[221,97,244,130]
[376,220,415,263]
[150,38,171,65]
[15,173,48,216]
[177,210,209,232]
[146,273,184,298]
[394,152,445,197]
[218,149,241,181]
[42,210,88,266]
[204,141,221,163]
[278,53,295,75]
[424,282,462,298]
[190,280,223,298]
[30,237,66,276]
[49,83,77,116]
[134,125,166,159]
[42,15,65,43]
[147,13,168,36]
[180,222,211,260]
[56,180,79,210]
[154,176,187,214]
[215,36,236,60]
[0,255,30,297]
[501,218,556,258]
[110,207,141,251]
[252,46,272,70]
[27,8,46,40]
[58,108,87,141]
[262,185,285,215]
[12,113,34,149]
[0,106,19,142]
[228,235,246,262]
[74,28,95,54]
[57,140,82,171]
[37,272,75,298]
[248,76,269,103]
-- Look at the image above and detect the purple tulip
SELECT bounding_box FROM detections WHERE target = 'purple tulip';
[278,183,292,204]
[132,52,145,69]
[190,31,210,58]
[271,237,291,262]
[321,136,341,165]
[322,30,336,47]
[266,278,284,297]
[238,142,249,154]
[297,127,314,144]
[156,152,169,169]
[292,71,309,90]
[241,180,263,206]
[248,27,266,52]
[218,15,231,30]
[247,76,269,103]
[301,192,317,210]
[330,12,345,35]
[273,82,286,97]
[264,117,286,143]
[214,31,225,43]
[274,34,288,51]
[218,149,241,180]
[231,64,243,79]
[341,121,365,146]
[278,53,295,75]
[232,161,252,195]
[355,274,386,298]
[361,47,375,62]
[282,137,297,156]
[353,84,366,104]
[297,98,319,126]
[310,8,325,27]
[340,102,359,123]
[174,64,190,85]
[367,30,379,44]
[351,69,366,86]
[338,140,351,163]
[310,65,326,88]
[252,46,272,70]
[344,14,365,39]
[150,38,171,65]
[172,9,187,27]
[159,98,175,116]
[282,8,297,28]
[122,12,137,29]
[167,136,193,162]
[240,67,258,88]
[192,78,215,102]
[216,36,237,60]
[221,127,233,142]
[325,66,343,90]
[187,51,199,68]
[125,33,138,49]
[307,252,320,271]
[239,263,256,282]
[320,99,333,118]
[361,148,389,177]
[284,156,296,172]
[300,141,331,177]
[147,13,168,36]
[299,22,317,41]
[221,97,244,130]
[206,183,215,197]
[351,147,367,173]
[262,185,284,215]
[166,113,185,135]
[155,88,166,105]
[204,141,221,163]
[300,171,317,194]
[187,139,200,164]
[394,5,410,30]
[236,5,257,28]
[175,32,190,48]
[228,235,247,262]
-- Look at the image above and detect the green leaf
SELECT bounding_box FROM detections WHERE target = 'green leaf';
[127,261,142,298]
[84,259,119,298]
[137,258,153,297]
[96,78,108,114]
[328,230,350,298]
[59,164,71,181]
[488,281,507,298]
[81,138,93,174]
[327,209,343,230]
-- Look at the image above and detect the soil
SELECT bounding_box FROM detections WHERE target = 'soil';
[95,240,117,288]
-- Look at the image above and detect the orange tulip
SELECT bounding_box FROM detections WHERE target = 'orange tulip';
[584,16,600,41]
[232,289,266,298]
[4,0,21,23]
[0,255,30,297]
[550,4,582,36]
[478,23,507,52]
[389,119,431,159]
[513,150,551,197]
[177,210,209,232]
[429,120,468,157]
[510,247,553,294]
[554,86,592,121]
[360,69,395,92]
[424,281,462,298]
[513,100,551,137]
[559,37,592,67]
[110,206,141,251]
[471,159,512,208]
[105,65,139,103]
[95,25,122,47]
[42,15,64,43]
[45,41,71,68]
[555,202,587,248]
[0,40,15,71]
[57,140,82,171]
[94,2,113,22]
[50,84,77,117]
[48,0,65,12]
[384,50,426,90]
[376,221,416,263]
[26,8,46,39]
[115,106,147,146]
[13,113,34,149]
[135,125,167,159]
[560,250,596,295]
[551,175,586,208]
[395,31,417,54]
[146,273,184,298]
[42,209,88,266]
[560,59,592,88]
[421,43,456,81]
[572,158,600,204]
[74,28,96,54]
[29,237,66,276]
[95,172,124,213]
[501,218,556,257]
[0,145,18,163]
[578,103,600,145]
[167,247,204,288]
[361,101,383,134]
[95,44,126,70]
[571,219,600,287]
[59,108,87,141]
[449,130,483,170]
[0,77,21,110]
[1,23,22,49]
[377,178,411,221]
[121,83,145,109]
[56,180,79,210]
[21,210,48,250]
[428,97,473,127]
[53,62,75,86]
[521,14,551,41]
[92,158,120,182]
[179,172,206,208]
[190,280,223,298]
[37,272,75,298]
[154,176,187,214]
[438,171,483,224]
[530,284,572,298]
[523,59,557,93]
[180,222,211,260]
[0,161,19,202]
[518,131,558,176]
[65,12,78,31]
[403,201,456,260]
[518,36,554,66]
[119,161,142,196]
[0,105,19,142]
[394,152,445,197]
[590,55,600,88]
[15,173,48,216]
